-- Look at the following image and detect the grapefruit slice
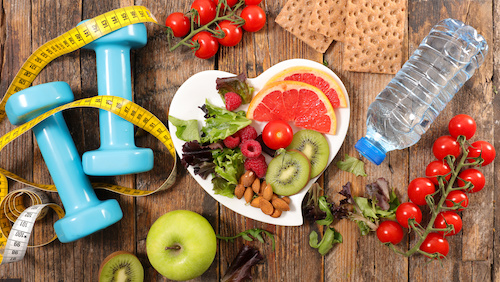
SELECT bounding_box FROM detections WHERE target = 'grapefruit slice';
[266,66,347,108]
[247,81,336,134]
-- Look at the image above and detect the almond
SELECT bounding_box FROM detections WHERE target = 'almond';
[244,187,254,203]
[252,178,261,194]
[259,198,274,215]
[240,170,256,187]
[235,184,245,199]
[272,198,290,211]
[271,193,279,201]
[282,196,291,204]
[251,196,262,208]
[261,180,267,189]
[263,184,273,201]
[271,208,282,218]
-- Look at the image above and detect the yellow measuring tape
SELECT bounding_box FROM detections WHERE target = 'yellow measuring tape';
[0,6,178,263]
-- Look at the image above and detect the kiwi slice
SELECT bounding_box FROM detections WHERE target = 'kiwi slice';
[286,129,329,178]
[266,149,311,196]
[99,251,144,282]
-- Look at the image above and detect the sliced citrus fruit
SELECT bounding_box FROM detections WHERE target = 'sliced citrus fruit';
[247,81,336,134]
[266,66,347,108]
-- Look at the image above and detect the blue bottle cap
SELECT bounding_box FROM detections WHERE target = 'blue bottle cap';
[355,137,386,165]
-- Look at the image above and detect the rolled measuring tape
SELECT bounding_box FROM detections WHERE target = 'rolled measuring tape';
[0,6,178,264]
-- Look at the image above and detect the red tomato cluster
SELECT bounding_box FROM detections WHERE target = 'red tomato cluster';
[165,0,267,59]
[377,114,496,259]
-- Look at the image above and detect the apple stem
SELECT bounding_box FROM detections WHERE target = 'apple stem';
[165,245,181,251]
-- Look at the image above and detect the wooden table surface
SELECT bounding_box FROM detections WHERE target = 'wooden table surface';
[0,0,497,281]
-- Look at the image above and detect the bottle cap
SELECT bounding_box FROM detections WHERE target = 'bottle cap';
[355,137,386,165]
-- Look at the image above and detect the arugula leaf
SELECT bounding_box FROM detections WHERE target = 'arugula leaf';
[336,154,367,177]
[216,228,275,251]
[309,227,343,256]
[216,73,254,104]
[212,176,236,198]
[213,148,244,185]
[168,115,200,142]
[200,100,252,143]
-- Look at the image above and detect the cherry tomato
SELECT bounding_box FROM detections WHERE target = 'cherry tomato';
[407,177,435,206]
[467,140,496,166]
[191,31,219,59]
[376,221,404,245]
[457,168,485,193]
[262,120,293,150]
[445,190,469,211]
[434,211,462,236]
[425,160,451,185]
[245,0,262,4]
[419,232,449,259]
[448,114,476,140]
[165,12,191,37]
[396,202,422,228]
[214,0,238,9]
[191,0,217,25]
[215,20,243,47]
[432,135,461,160]
[240,5,266,32]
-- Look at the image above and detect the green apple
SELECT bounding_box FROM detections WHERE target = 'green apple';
[146,210,217,281]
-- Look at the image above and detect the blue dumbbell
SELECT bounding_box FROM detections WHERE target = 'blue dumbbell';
[79,21,154,176]
[5,82,123,243]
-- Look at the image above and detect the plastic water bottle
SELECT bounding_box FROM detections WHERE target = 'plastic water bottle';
[355,18,488,165]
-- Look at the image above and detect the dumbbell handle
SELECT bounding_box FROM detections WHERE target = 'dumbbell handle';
[33,113,99,215]
[94,44,135,149]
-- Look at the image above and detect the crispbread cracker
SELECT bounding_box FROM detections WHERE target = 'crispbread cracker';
[343,0,406,74]
[276,0,334,53]
[308,0,347,41]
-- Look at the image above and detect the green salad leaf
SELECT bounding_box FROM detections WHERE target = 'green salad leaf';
[216,73,254,104]
[309,227,343,256]
[200,100,252,143]
[336,154,367,177]
[168,115,200,142]
[212,176,236,198]
[213,148,244,185]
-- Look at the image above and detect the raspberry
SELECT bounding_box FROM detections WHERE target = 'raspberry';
[240,140,262,158]
[224,92,242,111]
[237,125,258,142]
[244,154,267,178]
[223,134,240,149]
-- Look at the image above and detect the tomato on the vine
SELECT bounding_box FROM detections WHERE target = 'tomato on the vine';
[445,190,469,211]
[457,168,485,193]
[191,0,217,25]
[407,177,435,206]
[467,140,496,166]
[434,211,462,236]
[376,221,404,245]
[425,160,451,185]
[165,12,191,37]
[191,31,219,59]
[419,232,449,258]
[432,135,461,160]
[448,114,476,140]
[396,202,422,228]
[215,20,243,47]
[245,0,262,4]
[214,0,238,9]
[240,5,266,32]
[262,120,293,150]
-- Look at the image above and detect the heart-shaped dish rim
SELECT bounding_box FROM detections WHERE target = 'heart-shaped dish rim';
[168,58,350,226]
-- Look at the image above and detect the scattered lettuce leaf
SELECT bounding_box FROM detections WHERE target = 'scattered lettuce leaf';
[309,227,343,256]
[221,245,263,282]
[336,154,367,177]
[216,73,254,104]
[213,148,244,185]
[212,176,236,198]
[200,100,252,143]
[168,115,200,142]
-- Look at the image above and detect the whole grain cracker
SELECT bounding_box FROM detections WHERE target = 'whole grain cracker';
[342,0,407,74]
[276,0,334,53]
[308,0,347,41]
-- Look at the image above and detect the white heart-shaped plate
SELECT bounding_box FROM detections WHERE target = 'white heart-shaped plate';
[168,59,350,226]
